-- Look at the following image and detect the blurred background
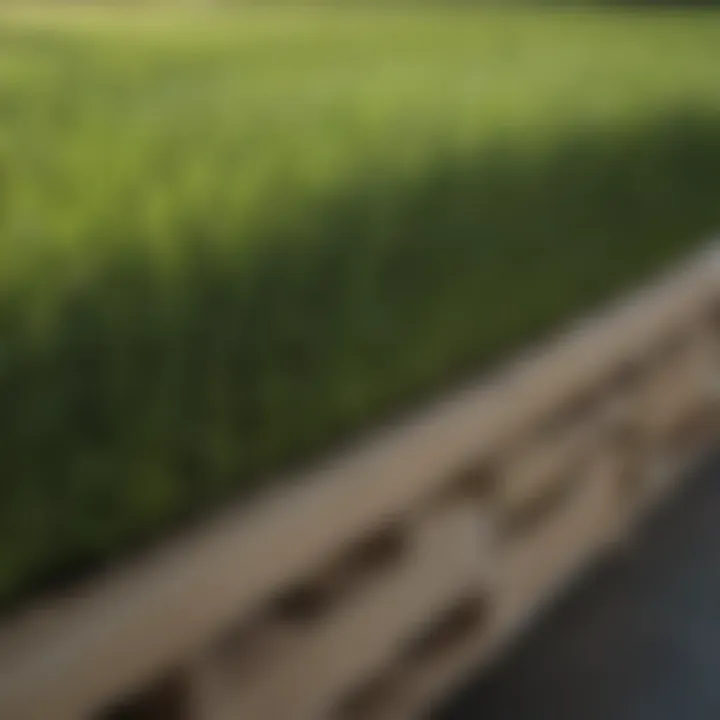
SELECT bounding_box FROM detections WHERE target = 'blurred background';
[0,1,719,719]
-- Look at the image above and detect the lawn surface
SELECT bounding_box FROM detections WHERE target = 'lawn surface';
[1,6,720,605]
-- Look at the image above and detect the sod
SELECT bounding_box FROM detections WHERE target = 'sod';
[1,8,720,605]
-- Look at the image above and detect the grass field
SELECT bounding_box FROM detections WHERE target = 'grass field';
[1,7,720,606]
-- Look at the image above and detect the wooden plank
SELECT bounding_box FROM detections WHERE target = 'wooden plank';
[198,506,492,720]
[498,448,620,625]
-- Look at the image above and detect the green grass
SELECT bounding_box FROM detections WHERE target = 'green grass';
[1,7,720,606]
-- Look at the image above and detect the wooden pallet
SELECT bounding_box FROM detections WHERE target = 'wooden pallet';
[1,242,719,720]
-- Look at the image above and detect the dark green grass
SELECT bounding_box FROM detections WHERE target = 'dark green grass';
[1,8,720,606]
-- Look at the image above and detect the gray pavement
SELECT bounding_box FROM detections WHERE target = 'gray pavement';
[433,449,720,720]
